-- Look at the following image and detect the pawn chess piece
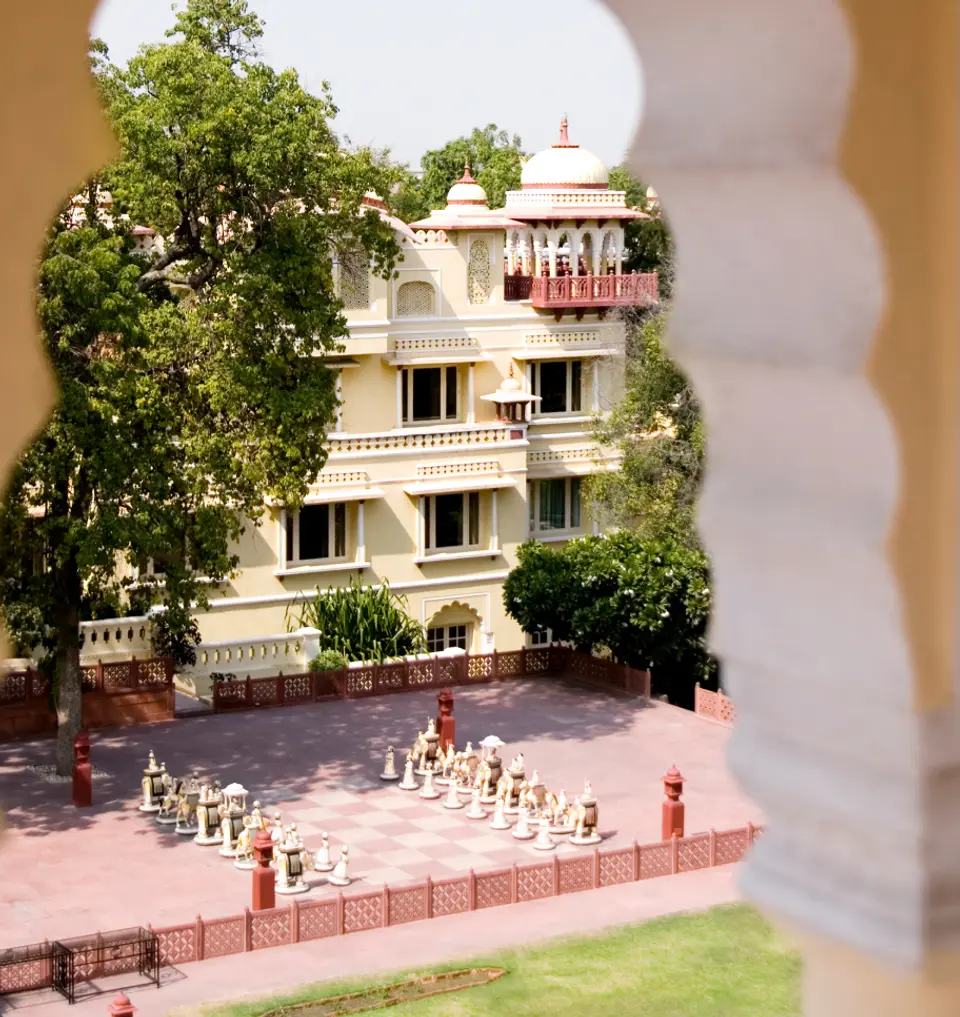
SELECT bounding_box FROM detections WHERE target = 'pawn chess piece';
[270,812,283,843]
[443,779,464,810]
[398,756,419,791]
[512,805,535,841]
[327,846,351,887]
[380,746,400,782]
[465,787,487,820]
[489,795,511,831]
[418,765,440,800]
[313,831,334,872]
[533,816,555,852]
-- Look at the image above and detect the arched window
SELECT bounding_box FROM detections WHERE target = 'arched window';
[467,238,491,304]
[337,246,370,310]
[396,281,436,317]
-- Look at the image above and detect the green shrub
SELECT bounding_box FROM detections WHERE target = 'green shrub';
[309,649,349,672]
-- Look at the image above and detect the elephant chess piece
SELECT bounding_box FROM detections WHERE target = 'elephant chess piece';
[275,829,309,895]
[218,784,249,857]
[380,746,400,782]
[327,846,351,887]
[138,751,164,812]
[194,785,224,846]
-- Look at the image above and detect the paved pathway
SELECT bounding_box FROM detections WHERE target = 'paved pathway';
[9,867,741,1017]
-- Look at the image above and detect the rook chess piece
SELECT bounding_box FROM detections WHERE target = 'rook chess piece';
[489,795,511,831]
[380,746,399,781]
[533,816,555,852]
[398,756,419,791]
[327,846,351,887]
[418,765,440,800]
[512,805,535,841]
[313,831,334,872]
[443,779,464,810]
[465,787,487,820]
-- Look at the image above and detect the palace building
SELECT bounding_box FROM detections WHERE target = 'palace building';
[192,119,659,653]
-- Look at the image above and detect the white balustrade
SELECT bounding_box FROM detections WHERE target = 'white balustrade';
[190,627,320,678]
[79,615,154,661]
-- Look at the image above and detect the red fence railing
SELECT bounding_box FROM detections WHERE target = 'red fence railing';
[694,684,735,725]
[503,274,534,301]
[529,272,659,308]
[211,647,652,714]
[1,656,173,707]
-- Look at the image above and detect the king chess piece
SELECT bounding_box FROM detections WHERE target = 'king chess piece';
[533,816,555,852]
[418,766,440,800]
[489,796,511,831]
[327,846,351,887]
[398,757,419,791]
[313,831,335,872]
[465,787,487,820]
[380,746,400,782]
[512,805,535,841]
[443,779,464,810]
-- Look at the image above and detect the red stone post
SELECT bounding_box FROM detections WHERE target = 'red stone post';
[436,687,455,750]
[661,765,685,841]
[108,993,135,1017]
[72,729,92,808]
[251,829,275,911]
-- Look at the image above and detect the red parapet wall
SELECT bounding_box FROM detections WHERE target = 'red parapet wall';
[694,685,736,725]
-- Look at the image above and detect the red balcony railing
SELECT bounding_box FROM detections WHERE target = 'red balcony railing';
[503,274,533,301]
[528,272,659,309]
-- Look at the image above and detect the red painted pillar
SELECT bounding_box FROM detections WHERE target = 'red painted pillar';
[108,992,135,1017]
[251,829,275,911]
[72,729,92,808]
[436,687,455,751]
[661,766,685,841]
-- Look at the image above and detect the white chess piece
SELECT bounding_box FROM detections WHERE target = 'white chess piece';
[512,805,535,841]
[380,746,399,782]
[327,846,351,887]
[465,787,487,820]
[313,831,334,872]
[398,757,419,791]
[419,766,440,800]
[533,816,555,852]
[443,779,464,810]
[489,796,511,831]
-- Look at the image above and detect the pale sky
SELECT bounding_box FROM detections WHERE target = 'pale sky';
[91,0,642,170]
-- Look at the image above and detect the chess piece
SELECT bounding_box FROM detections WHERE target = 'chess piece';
[570,784,602,845]
[443,779,464,810]
[489,795,511,831]
[218,784,249,857]
[175,778,200,835]
[327,846,351,887]
[138,751,163,812]
[398,757,419,791]
[465,787,487,820]
[380,746,400,782]
[233,823,257,870]
[533,816,555,852]
[276,829,309,895]
[313,831,334,872]
[194,785,224,846]
[512,805,535,841]
[249,800,266,831]
[270,812,283,843]
[418,765,440,800]
[549,789,573,835]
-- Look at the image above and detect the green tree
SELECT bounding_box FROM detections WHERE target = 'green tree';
[0,0,400,773]
[608,164,675,297]
[588,310,703,547]
[287,578,427,663]
[504,533,715,707]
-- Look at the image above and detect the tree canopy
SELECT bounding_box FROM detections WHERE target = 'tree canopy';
[0,0,401,772]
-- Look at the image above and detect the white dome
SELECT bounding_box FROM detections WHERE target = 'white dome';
[446,162,488,206]
[521,118,608,189]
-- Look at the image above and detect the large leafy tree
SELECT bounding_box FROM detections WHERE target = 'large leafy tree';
[504,533,715,707]
[608,164,675,297]
[0,0,400,773]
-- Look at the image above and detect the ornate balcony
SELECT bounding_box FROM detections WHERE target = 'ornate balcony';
[529,272,659,315]
[503,274,533,301]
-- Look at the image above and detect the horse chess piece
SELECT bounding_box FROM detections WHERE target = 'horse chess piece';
[465,787,487,820]
[418,765,440,800]
[489,795,511,831]
[398,757,419,791]
[313,831,334,872]
[443,779,464,810]
[533,816,555,852]
[380,746,400,782]
[512,805,535,841]
[327,846,351,887]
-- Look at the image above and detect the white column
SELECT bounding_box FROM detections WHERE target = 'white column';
[614,229,624,275]
[506,231,517,274]
[467,362,475,424]
[279,510,289,570]
[417,496,426,558]
[491,488,499,551]
[591,230,602,276]
[335,371,343,431]
[357,500,366,563]
[395,368,403,429]
[547,240,558,278]
[520,230,532,275]
[533,237,543,276]
[569,229,580,275]
[592,359,600,412]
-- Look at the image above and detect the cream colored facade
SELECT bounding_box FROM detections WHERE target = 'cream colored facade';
[195,128,650,653]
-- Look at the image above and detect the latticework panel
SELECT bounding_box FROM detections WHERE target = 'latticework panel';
[345,668,375,696]
[0,673,27,703]
[466,654,493,680]
[81,666,98,692]
[156,925,196,965]
[431,878,470,916]
[558,855,594,894]
[283,674,312,704]
[29,672,50,698]
[715,829,749,866]
[338,248,370,310]
[298,901,338,941]
[524,649,549,674]
[474,870,511,910]
[718,695,736,724]
[599,849,633,886]
[494,651,524,678]
[102,662,134,691]
[396,281,436,317]
[407,660,435,687]
[678,835,711,873]
[251,909,291,950]
[72,944,139,981]
[0,948,52,993]
[138,658,170,686]
[376,664,406,693]
[388,885,428,926]
[203,918,245,959]
[343,894,382,934]
[214,680,247,709]
[638,843,672,880]
[251,678,279,706]
[516,864,553,902]
[436,658,460,685]
[547,646,571,673]
[467,239,492,304]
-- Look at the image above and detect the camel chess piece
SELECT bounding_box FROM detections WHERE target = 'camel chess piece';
[569,785,602,845]
[533,816,555,852]
[313,831,334,872]
[443,779,464,810]
[489,795,511,831]
[418,765,440,800]
[398,756,419,791]
[465,787,487,820]
[327,846,351,887]
[512,805,535,841]
[380,746,400,781]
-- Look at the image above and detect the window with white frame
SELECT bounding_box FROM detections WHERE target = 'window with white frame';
[528,478,582,534]
[402,366,459,424]
[424,492,481,551]
[285,503,348,564]
[529,359,582,415]
[427,624,468,652]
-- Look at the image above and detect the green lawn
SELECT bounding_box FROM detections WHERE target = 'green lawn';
[196,905,801,1017]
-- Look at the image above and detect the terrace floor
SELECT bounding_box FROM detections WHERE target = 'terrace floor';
[0,678,758,946]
